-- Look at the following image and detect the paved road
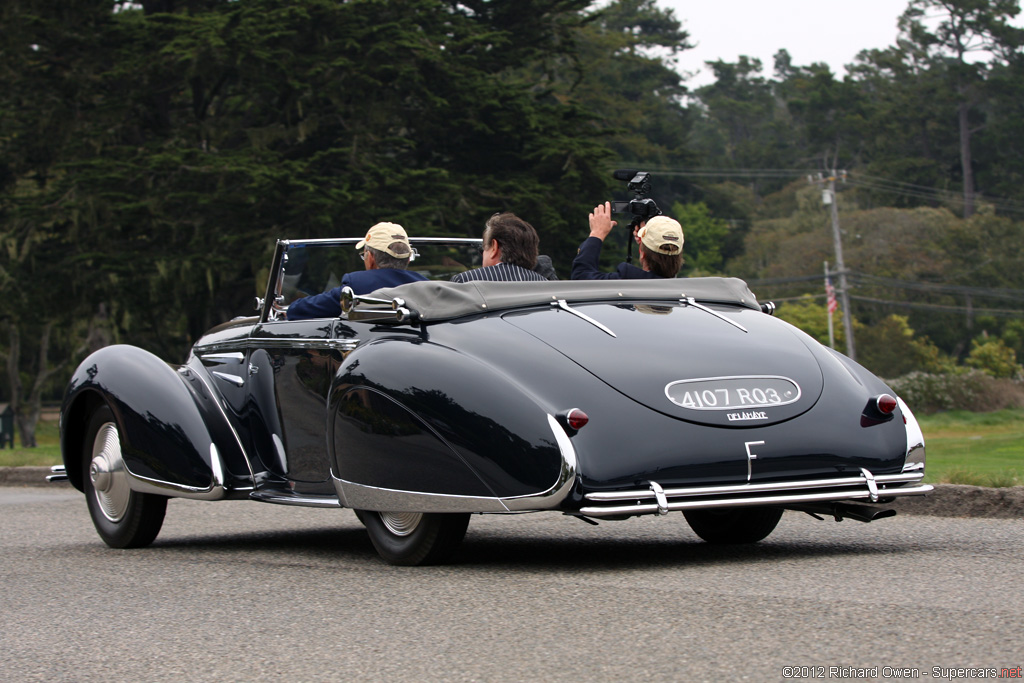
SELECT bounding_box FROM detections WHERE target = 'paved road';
[2,487,1022,682]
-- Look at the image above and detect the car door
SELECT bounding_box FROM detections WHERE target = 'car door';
[246,317,342,484]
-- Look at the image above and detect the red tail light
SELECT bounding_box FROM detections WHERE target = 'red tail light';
[876,394,897,415]
[566,408,589,431]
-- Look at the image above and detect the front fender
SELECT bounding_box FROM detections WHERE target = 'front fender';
[61,345,251,498]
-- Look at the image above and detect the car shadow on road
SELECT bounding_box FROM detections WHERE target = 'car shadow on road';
[143,524,385,564]
[454,535,907,571]
[136,522,914,571]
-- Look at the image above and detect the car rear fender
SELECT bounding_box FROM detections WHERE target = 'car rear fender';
[329,335,569,506]
[61,345,253,498]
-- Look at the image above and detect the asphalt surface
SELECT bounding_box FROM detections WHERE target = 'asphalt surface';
[2,486,1022,682]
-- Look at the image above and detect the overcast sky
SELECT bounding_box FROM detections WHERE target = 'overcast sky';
[659,0,911,86]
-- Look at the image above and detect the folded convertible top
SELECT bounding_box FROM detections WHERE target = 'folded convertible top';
[365,277,761,322]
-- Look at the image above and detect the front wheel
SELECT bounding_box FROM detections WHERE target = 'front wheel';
[358,510,470,566]
[83,405,167,548]
[683,506,783,544]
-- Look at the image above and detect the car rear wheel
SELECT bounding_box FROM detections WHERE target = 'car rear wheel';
[358,510,470,566]
[683,506,783,544]
[83,405,167,549]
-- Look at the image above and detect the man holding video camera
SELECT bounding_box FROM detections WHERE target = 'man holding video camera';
[571,201,684,280]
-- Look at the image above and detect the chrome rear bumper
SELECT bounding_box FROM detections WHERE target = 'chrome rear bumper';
[47,465,69,483]
[579,471,931,518]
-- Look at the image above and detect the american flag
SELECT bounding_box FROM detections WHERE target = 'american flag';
[825,277,838,314]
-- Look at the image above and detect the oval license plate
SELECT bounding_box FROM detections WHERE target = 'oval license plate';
[665,376,801,411]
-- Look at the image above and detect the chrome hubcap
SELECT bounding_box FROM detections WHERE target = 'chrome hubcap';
[89,422,130,523]
[379,511,422,536]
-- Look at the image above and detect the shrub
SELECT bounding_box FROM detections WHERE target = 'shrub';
[888,370,1024,414]
[857,315,954,378]
[966,338,1023,379]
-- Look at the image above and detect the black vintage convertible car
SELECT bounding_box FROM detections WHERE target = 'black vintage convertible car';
[55,237,931,565]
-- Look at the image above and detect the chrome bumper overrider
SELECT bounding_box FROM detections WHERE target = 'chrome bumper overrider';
[579,470,932,518]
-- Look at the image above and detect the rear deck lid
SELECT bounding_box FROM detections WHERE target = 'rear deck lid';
[503,300,824,427]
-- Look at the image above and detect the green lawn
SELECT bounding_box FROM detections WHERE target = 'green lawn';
[918,409,1024,487]
[0,419,61,467]
[4,409,1023,487]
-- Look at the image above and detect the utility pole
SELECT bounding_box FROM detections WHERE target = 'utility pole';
[824,261,835,350]
[815,171,856,359]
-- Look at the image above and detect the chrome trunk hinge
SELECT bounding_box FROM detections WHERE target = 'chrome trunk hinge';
[680,297,747,333]
[552,300,616,338]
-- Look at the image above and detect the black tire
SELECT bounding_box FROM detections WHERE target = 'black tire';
[82,405,167,549]
[358,510,470,566]
[683,506,783,544]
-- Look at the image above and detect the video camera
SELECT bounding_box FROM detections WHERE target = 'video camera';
[610,169,662,264]
[610,169,662,227]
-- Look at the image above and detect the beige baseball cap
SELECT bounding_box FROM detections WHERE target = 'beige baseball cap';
[637,216,684,255]
[355,222,412,258]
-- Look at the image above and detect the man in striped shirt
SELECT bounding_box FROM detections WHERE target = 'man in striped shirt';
[451,213,549,283]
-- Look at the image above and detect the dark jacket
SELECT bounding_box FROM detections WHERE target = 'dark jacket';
[570,236,660,280]
[287,269,428,320]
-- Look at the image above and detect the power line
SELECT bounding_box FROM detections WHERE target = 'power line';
[621,165,1024,216]
[750,272,1024,300]
[849,273,1024,300]
[848,295,1024,318]
[757,292,1024,318]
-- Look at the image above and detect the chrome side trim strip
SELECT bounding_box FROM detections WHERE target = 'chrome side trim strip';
[579,484,934,517]
[194,338,343,354]
[898,396,927,469]
[200,352,245,362]
[211,371,245,387]
[332,477,511,513]
[123,445,227,501]
[184,366,257,487]
[250,490,341,508]
[248,338,342,351]
[330,414,578,514]
[503,415,578,511]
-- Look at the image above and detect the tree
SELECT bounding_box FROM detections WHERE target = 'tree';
[552,0,696,209]
[856,315,953,378]
[776,296,847,349]
[898,0,1024,217]
[670,201,728,274]
[2,0,626,444]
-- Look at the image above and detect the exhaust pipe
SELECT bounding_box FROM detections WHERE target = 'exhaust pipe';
[788,502,897,523]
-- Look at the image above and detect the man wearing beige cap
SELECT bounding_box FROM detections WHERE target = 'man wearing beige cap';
[571,202,684,280]
[286,222,427,320]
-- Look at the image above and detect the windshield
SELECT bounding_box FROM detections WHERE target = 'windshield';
[273,238,483,316]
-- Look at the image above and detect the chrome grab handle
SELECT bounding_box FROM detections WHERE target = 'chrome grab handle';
[340,287,419,324]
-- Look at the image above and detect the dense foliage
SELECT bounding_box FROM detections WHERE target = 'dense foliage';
[3,0,1024,445]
